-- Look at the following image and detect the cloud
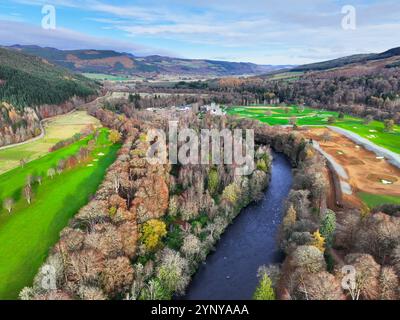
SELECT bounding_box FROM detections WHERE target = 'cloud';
[0,20,176,56]
[4,0,400,64]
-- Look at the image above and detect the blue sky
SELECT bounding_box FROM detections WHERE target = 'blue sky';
[0,0,400,64]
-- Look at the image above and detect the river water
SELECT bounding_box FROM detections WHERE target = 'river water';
[184,152,293,300]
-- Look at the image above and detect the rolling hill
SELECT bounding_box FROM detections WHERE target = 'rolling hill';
[0,47,97,108]
[291,47,400,72]
[0,47,98,148]
[7,45,291,77]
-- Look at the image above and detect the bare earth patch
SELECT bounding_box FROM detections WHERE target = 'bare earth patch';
[304,127,400,208]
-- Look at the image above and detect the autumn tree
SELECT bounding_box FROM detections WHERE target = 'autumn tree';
[312,230,325,253]
[283,204,297,231]
[109,130,122,144]
[140,219,167,251]
[253,274,275,300]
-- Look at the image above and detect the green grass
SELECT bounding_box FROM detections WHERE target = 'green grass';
[82,73,131,81]
[0,111,101,175]
[227,105,400,154]
[0,129,120,299]
[358,192,400,208]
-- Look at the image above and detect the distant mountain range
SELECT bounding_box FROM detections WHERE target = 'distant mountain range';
[6,45,292,77]
[291,47,400,72]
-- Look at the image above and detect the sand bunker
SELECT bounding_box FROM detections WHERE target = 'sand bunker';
[303,127,400,207]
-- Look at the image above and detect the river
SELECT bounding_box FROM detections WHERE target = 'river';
[184,152,293,300]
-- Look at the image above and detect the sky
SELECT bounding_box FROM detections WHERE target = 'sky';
[0,0,400,65]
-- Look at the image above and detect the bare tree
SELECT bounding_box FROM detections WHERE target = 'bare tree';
[24,184,33,204]
[26,175,34,186]
[47,168,56,179]
[20,158,27,168]
[3,198,14,214]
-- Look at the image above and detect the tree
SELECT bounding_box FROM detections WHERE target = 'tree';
[363,115,374,125]
[253,274,275,300]
[321,131,332,142]
[23,184,33,204]
[320,210,336,247]
[181,234,202,259]
[140,219,167,251]
[207,169,219,196]
[109,130,122,144]
[156,248,189,295]
[283,204,297,231]
[3,198,14,213]
[47,168,56,179]
[327,116,336,124]
[26,174,33,186]
[384,119,394,132]
[20,158,27,168]
[312,230,325,253]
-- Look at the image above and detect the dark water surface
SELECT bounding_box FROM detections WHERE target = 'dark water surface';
[184,152,293,300]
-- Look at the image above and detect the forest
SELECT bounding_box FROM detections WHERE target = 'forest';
[0,48,98,148]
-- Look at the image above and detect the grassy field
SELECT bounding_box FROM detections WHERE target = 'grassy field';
[0,111,100,175]
[82,73,131,81]
[227,105,400,154]
[358,192,400,208]
[0,129,120,299]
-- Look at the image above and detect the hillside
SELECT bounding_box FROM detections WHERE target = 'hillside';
[8,45,290,77]
[291,47,400,72]
[0,47,97,108]
[0,47,98,148]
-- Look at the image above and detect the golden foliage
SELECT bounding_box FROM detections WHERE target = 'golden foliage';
[140,219,167,251]
[312,230,325,253]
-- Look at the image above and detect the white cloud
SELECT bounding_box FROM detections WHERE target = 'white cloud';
[0,19,175,56]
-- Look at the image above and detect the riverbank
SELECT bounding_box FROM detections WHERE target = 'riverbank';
[184,152,293,300]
